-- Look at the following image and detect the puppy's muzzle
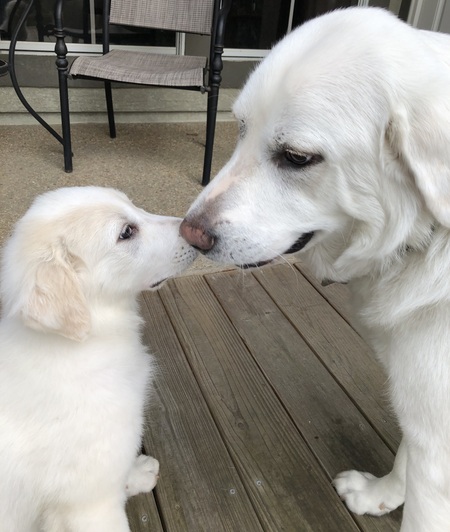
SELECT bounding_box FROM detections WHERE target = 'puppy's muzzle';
[180,218,215,252]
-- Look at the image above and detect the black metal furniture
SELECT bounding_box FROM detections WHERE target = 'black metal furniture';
[3,0,67,151]
[0,59,8,76]
[54,0,232,185]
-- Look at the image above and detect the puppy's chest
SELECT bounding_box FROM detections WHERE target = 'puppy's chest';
[65,348,151,403]
[20,344,151,422]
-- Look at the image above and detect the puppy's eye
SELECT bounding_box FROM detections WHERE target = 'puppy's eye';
[284,151,313,166]
[119,224,136,240]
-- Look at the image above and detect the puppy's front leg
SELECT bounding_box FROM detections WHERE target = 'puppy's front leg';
[125,454,160,497]
[333,438,406,516]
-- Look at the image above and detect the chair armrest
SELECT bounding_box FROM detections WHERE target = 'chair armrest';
[207,0,232,89]
[214,0,232,49]
[54,0,65,42]
[53,0,70,76]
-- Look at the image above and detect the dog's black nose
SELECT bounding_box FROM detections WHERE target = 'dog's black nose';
[180,218,215,251]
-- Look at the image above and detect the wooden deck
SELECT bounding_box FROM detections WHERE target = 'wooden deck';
[126,261,403,531]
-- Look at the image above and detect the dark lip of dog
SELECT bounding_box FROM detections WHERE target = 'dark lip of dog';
[239,231,315,269]
[284,231,315,254]
[150,278,168,289]
[240,259,273,270]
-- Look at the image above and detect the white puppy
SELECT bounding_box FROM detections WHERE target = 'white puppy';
[0,186,197,532]
[180,8,450,531]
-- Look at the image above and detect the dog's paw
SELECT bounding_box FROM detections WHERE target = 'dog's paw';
[333,470,404,516]
[125,454,160,497]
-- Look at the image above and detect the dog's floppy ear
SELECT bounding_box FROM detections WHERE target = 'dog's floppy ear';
[22,241,91,341]
[387,95,450,228]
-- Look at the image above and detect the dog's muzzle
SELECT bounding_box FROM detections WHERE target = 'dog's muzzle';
[180,218,315,268]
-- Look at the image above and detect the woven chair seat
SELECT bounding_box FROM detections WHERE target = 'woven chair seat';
[69,49,206,87]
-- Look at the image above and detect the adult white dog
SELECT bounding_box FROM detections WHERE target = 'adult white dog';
[0,187,197,531]
[180,7,450,531]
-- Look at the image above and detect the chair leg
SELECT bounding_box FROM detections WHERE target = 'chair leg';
[54,3,72,173]
[58,70,73,172]
[104,81,116,138]
[202,85,219,186]
[204,0,230,187]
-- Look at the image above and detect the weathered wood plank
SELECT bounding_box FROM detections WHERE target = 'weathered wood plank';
[206,268,401,531]
[140,291,262,532]
[126,492,163,532]
[160,276,360,532]
[254,264,401,452]
[295,262,354,325]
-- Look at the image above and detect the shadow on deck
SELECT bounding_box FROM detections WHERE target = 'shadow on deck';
[126,261,403,531]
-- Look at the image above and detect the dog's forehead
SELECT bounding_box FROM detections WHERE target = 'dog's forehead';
[234,86,373,162]
[234,7,407,134]
[234,58,389,156]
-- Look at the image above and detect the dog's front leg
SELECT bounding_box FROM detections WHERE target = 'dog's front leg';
[125,454,160,498]
[400,443,450,532]
[333,438,406,516]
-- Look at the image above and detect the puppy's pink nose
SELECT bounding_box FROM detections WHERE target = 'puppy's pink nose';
[180,218,215,251]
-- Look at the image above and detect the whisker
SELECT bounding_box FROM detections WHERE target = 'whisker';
[261,245,301,289]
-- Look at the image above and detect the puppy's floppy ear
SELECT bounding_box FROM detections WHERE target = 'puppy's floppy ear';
[22,240,90,341]
[386,94,450,228]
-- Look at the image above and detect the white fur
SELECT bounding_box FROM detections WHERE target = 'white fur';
[182,8,450,531]
[0,186,197,532]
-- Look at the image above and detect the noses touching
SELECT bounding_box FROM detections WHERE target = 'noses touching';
[180,217,215,252]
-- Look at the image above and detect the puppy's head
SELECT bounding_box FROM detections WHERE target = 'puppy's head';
[1,187,197,341]
[181,7,450,281]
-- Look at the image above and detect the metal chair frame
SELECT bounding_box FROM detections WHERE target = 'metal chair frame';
[5,0,66,148]
[54,0,232,185]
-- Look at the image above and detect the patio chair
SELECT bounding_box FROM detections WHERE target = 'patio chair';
[54,0,232,185]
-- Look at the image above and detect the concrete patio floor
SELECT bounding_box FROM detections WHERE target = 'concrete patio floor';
[0,121,239,273]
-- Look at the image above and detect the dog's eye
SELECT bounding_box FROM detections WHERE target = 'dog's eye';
[238,119,246,139]
[284,151,313,166]
[119,224,136,240]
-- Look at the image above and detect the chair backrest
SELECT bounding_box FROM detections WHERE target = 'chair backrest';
[109,0,214,35]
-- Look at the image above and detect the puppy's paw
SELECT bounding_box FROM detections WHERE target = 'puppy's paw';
[126,454,160,497]
[333,470,404,516]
